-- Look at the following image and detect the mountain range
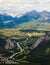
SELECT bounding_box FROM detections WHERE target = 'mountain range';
[0,10,50,28]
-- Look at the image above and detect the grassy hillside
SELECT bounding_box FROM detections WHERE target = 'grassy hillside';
[0,28,46,37]
[17,20,50,31]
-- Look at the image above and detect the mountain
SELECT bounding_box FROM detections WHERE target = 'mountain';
[18,10,41,23]
[17,10,50,29]
[0,13,13,22]
[0,10,50,28]
[40,11,50,22]
[0,35,16,50]
[0,13,19,28]
[27,32,50,64]
[40,10,50,17]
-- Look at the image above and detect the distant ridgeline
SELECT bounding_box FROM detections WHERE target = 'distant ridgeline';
[0,10,50,28]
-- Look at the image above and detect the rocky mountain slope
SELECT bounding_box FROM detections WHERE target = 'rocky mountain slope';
[0,35,16,50]
[27,32,50,64]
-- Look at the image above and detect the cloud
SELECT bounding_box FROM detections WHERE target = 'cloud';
[0,0,50,16]
[0,0,2,2]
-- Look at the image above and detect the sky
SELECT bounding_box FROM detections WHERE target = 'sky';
[0,0,50,17]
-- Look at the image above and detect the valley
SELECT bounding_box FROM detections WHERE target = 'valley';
[0,10,50,65]
[0,28,50,65]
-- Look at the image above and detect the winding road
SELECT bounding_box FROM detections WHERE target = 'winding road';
[9,41,24,59]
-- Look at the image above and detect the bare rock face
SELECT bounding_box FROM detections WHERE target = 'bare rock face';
[31,32,50,50]
[0,35,16,50]
[28,32,50,63]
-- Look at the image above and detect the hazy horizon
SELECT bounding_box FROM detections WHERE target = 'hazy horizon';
[0,0,50,17]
